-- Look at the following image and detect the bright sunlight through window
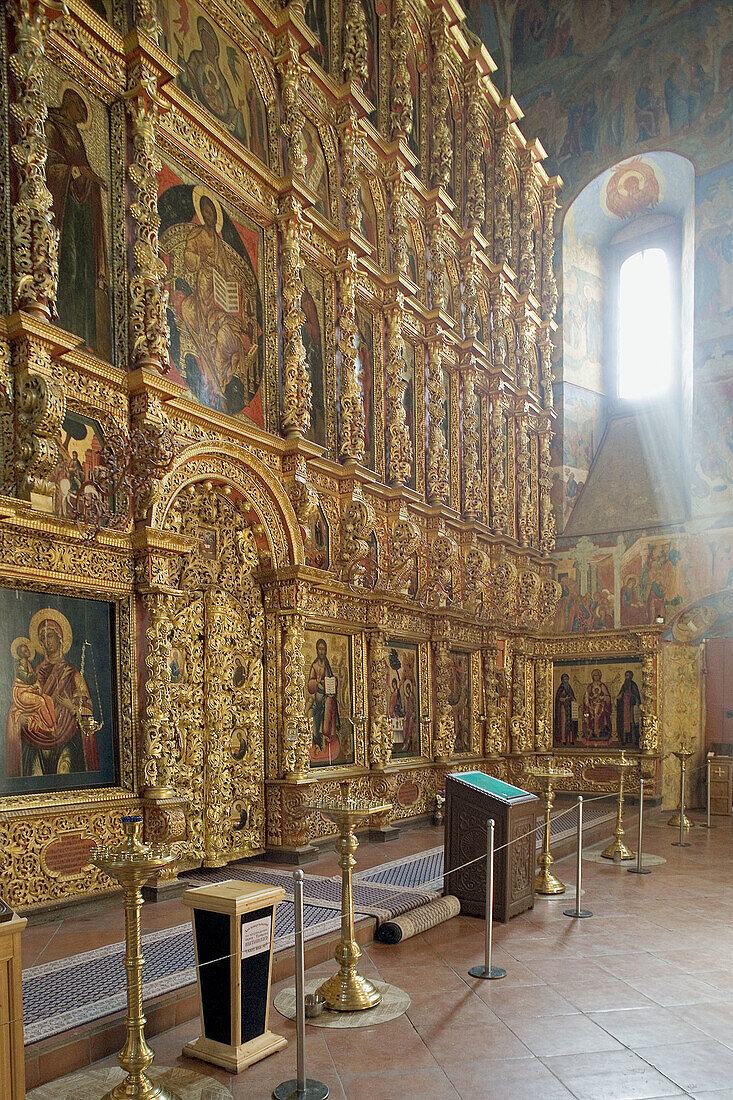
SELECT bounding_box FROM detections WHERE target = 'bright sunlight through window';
[618,247,673,400]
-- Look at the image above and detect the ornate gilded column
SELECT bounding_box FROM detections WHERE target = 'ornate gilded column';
[433,638,454,762]
[8,0,65,321]
[518,151,536,297]
[124,37,173,373]
[8,316,67,504]
[488,383,508,535]
[540,182,559,324]
[282,612,310,780]
[465,79,485,230]
[279,43,308,179]
[510,641,526,754]
[280,196,310,437]
[426,342,449,504]
[343,0,368,84]
[338,253,365,463]
[368,630,392,770]
[202,587,232,866]
[516,405,533,548]
[481,643,506,756]
[385,298,413,485]
[142,591,176,797]
[340,104,361,235]
[538,420,555,554]
[430,8,451,191]
[534,656,553,751]
[390,0,412,142]
[494,121,514,267]
[640,633,660,756]
[426,211,450,502]
[461,246,483,520]
[538,325,555,411]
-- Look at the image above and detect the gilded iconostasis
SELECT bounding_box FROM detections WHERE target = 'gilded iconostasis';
[0,0,676,911]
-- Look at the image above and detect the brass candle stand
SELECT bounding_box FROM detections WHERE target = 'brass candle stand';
[91,816,181,1100]
[602,752,636,861]
[527,758,573,895]
[306,781,391,1012]
[668,748,694,829]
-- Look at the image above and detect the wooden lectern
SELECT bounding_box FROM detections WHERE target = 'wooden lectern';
[182,879,287,1073]
[445,771,539,922]
[0,905,27,1100]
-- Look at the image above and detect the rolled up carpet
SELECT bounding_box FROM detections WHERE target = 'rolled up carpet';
[376,895,461,943]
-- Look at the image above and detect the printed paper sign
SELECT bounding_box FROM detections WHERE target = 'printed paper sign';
[242,915,271,959]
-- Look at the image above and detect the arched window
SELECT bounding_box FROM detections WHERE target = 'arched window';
[617,245,673,400]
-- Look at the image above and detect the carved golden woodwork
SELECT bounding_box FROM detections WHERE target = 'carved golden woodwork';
[0,0,573,899]
[8,0,65,322]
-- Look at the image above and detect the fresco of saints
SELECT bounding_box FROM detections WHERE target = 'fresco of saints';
[161,189,262,416]
[581,668,612,741]
[617,670,642,747]
[46,88,111,359]
[554,673,578,746]
[6,611,99,777]
[307,638,342,763]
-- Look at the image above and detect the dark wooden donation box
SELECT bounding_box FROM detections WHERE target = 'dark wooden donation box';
[182,880,287,1073]
[444,772,539,922]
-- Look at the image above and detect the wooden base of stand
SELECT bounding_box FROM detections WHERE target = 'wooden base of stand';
[183,1029,287,1073]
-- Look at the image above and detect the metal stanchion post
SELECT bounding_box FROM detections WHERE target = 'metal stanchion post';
[564,796,592,918]
[672,761,691,849]
[628,777,651,874]
[273,871,329,1100]
[469,819,506,980]
[702,754,715,829]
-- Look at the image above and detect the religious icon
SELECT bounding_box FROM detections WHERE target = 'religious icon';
[159,177,264,420]
[617,670,642,747]
[386,642,419,757]
[302,121,329,217]
[46,84,112,360]
[52,413,105,520]
[162,3,269,165]
[301,269,327,447]
[554,672,578,746]
[1,592,117,795]
[305,0,329,72]
[581,668,613,740]
[403,341,417,488]
[449,650,472,753]
[304,506,330,570]
[355,306,375,469]
[170,647,184,686]
[304,631,354,767]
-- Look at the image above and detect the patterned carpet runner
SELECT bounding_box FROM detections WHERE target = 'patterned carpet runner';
[22,803,613,1045]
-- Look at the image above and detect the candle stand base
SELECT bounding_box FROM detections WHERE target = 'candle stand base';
[316,970,382,1013]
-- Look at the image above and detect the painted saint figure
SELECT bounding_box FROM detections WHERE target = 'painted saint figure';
[554,673,578,746]
[617,670,642,747]
[307,638,341,761]
[6,612,99,777]
[581,668,612,741]
[46,88,111,359]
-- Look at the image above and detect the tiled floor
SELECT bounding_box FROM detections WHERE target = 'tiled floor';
[29,813,733,1098]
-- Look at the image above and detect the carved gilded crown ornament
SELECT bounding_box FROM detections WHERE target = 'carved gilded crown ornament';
[2,0,672,921]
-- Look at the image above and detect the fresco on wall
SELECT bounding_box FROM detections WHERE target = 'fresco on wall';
[553,658,643,749]
[485,1,733,197]
[695,164,733,340]
[158,165,264,422]
[160,1,269,166]
[554,527,733,634]
[46,75,112,361]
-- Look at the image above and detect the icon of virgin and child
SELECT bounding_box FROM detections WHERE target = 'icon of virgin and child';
[306,637,348,765]
[5,610,100,778]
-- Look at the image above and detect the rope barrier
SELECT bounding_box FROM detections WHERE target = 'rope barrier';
[9,787,638,1035]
